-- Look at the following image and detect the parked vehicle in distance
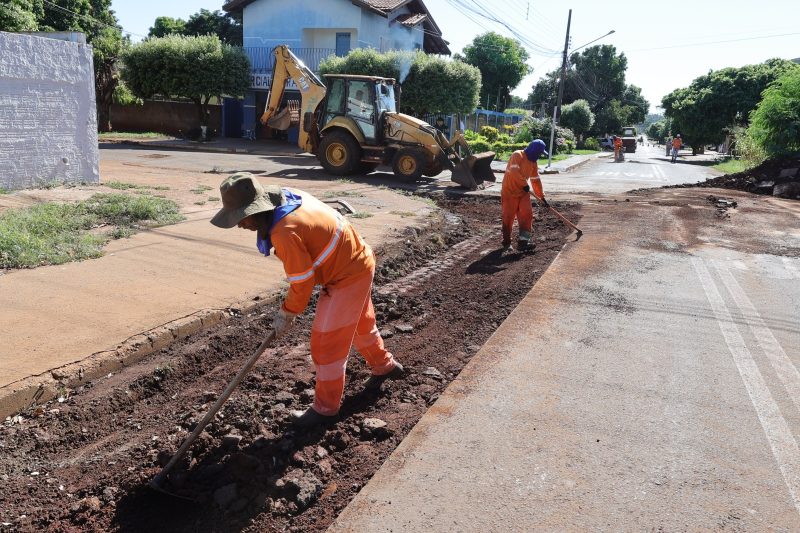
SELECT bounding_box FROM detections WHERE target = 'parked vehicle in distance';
[599,137,615,150]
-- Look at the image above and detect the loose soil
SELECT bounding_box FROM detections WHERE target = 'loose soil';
[666,156,800,199]
[0,195,578,532]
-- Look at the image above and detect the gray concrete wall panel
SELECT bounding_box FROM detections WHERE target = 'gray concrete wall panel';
[0,32,99,190]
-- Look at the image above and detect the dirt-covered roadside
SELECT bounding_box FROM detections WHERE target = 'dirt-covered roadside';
[666,156,800,199]
[0,196,578,532]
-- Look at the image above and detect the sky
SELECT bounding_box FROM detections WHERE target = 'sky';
[110,0,800,112]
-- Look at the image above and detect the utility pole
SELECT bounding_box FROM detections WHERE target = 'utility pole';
[547,8,571,168]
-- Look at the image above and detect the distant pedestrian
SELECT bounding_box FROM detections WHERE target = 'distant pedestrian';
[671,134,682,163]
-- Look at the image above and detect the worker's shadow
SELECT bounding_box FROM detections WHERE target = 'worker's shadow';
[465,248,525,275]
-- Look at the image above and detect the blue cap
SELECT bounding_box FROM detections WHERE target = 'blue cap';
[524,139,548,161]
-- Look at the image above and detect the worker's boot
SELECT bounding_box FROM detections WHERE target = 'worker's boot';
[289,408,337,429]
[364,362,405,391]
[501,238,512,251]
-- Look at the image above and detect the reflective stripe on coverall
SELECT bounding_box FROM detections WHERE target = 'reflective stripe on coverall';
[270,191,397,415]
[501,150,544,244]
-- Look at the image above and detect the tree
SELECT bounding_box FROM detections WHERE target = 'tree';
[319,48,482,115]
[527,45,648,135]
[748,69,800,157]
[0,0,43,31]
[148,16,185,38]
[183,9,241,46]
[122,34,250,138]
[559,99,594,138]
[461,32,530,111]
[4,0,125,132]
[662,59,799,151]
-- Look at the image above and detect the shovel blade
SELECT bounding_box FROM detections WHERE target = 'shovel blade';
[451,151,496,190]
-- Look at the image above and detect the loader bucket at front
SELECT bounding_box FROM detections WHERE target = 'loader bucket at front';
[451,151,496,190]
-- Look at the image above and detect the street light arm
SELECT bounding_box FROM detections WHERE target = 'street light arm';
[571,30,615,54]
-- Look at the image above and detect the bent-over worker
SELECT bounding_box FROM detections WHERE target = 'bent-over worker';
[500,139,549,251]
[210,173,404,428]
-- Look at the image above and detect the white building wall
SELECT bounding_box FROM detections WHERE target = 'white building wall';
[0,32,99,190]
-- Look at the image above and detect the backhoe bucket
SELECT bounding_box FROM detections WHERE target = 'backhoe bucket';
[267,107,291,130]
[451,151,496,190]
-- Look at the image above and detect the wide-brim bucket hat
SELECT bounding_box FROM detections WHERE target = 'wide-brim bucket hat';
[210,172,285,228]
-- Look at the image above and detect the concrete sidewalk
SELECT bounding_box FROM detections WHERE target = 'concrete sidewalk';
[0,175,435,418]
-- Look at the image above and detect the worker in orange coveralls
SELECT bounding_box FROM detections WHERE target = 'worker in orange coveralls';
[613,135,624,162]
[501,139,549,251]
[210,173,404,428]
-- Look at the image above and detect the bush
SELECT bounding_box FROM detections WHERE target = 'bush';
[463,129,480,141]
[514,117,576,154]
[479,126,499,142]
[497,133,512,144]
[747,69,800,157]
[468,139,491,153]
[582,137,600,150]
[503,108,530,116]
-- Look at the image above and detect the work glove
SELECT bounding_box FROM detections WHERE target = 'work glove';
[272,308,297,339]
[540,197,550,208]
[522,185,530,193]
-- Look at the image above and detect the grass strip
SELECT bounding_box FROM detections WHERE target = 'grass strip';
[0,193,184,269]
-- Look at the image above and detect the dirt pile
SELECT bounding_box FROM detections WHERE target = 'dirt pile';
[672,157,800,199]
[0,196,579,532]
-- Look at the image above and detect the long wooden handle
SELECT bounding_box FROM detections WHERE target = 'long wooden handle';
[547,204,581,233]
[151,330,277,488]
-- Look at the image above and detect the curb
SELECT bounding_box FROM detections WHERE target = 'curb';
[0,291,279,420]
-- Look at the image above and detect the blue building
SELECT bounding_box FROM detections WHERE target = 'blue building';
[222,0,450,140]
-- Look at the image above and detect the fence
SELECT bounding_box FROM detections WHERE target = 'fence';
[244,47,335,74]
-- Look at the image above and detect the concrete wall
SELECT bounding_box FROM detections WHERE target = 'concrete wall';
[0,32,99,190]
[109,101,222,137]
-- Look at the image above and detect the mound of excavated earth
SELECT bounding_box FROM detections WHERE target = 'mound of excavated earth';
[0,195,578,532]
[671,157,800,199]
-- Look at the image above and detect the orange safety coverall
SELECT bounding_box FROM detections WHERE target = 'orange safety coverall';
[672,137,682,150]
[613,137,623,158]
[501,150,544,245]
[271,191,397,415]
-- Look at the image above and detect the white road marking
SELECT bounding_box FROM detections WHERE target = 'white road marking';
[715,262,800,416]
[782,257,800,279]
[693,257,800,514]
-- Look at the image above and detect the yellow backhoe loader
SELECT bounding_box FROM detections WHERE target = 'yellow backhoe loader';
[260,45,495,190]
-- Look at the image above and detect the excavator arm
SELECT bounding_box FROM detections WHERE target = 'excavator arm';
[259,45,327,154]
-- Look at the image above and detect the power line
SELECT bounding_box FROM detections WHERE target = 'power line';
[41,0,147,39]
[628,31,800,52]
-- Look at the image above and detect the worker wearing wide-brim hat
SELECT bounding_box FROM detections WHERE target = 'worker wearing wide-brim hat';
[500,139,549,251]
[210,173,404,428]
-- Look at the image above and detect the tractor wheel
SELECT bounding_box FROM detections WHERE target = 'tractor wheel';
[422,160,444,177]
[318,131,361,175]
[392,149,426,181]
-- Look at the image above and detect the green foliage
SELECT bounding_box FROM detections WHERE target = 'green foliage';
[0,0,42,31]
[502,108,530,116]
[0,194,183,268]
[149,16,186,37]
[645,118,671,143]
[184,9,241,46]
[462,32,531,111]
[113,80,142,105]
[122,35,250,130]
[319,48,481,115]
[747,69,800,157]
[559,99,595,136]
[662,58,800,149]
[514,117,575,154]
[479,126,500,142]
[582,137,600,151]
[528,45,648,136]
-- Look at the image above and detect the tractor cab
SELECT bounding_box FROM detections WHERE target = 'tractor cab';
[321,75,398,145]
